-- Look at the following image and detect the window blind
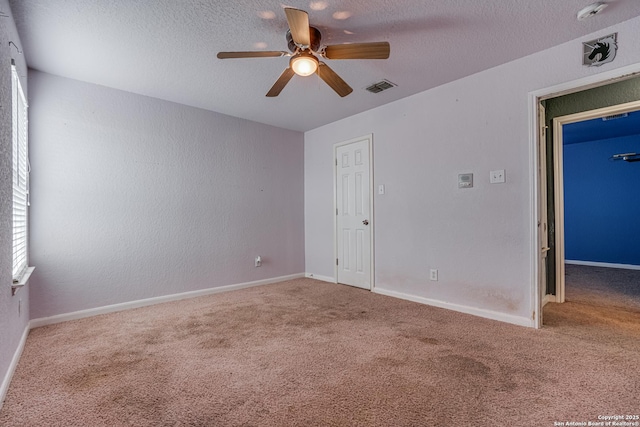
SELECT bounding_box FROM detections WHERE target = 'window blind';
[12,64,29,281]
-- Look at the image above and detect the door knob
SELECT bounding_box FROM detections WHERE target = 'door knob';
[362,219,369,225]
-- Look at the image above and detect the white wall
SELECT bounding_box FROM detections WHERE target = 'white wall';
[0,0,30,404]
[304,16,640,326]
[28,71,305,319]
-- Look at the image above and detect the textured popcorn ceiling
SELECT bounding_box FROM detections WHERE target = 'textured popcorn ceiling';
[8,0,640,131]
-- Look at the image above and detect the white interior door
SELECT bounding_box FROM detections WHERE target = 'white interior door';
[538,102,550,327]
[335,137,372,290]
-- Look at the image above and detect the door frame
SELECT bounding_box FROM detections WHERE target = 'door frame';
[537,102,550,321]
[333,134,375,290]
[552,99,640,304]
[529,63,640,328]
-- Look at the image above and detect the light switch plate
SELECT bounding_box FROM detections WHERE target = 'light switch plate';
[378,184,385,195]
[490,169,505,184]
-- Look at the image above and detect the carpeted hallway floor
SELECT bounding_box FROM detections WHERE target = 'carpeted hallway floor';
[1,272,639,426]
[564,263,640,311]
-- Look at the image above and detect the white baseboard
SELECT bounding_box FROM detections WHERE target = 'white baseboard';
[30,273,305,329]
[542,293,557,306]
[565,260,640,271]
[0,323,30,410]
[304,273,336,283]
[372,287,534,328]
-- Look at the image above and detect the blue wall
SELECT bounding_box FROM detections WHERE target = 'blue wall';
[563,135,640,266]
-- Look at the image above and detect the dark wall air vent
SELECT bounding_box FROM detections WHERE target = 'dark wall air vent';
[602,113,628,121]
[365,80,396,94]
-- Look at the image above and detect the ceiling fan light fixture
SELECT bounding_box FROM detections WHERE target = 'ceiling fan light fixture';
[218,7,389,97]
[290,52,318,76]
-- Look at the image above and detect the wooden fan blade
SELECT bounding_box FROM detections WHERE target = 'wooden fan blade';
[266,68,295,97]
[217,51,288,59]
[284,8,311,47]
[317,62,353,97]
[323,42,390,59]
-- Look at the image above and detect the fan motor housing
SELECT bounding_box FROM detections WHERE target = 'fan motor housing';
[287,26,322,52]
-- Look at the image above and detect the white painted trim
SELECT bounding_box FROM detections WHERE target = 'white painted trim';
[542,294,555,307]
[372,287,534,328]
[369,136,376,292]
[552,116,566,304]
[528,94,542,328]
[305,273,336,283]
[0,322,30,410]
[30,273,305,328]
[11,266,35,289]
[532,63,640,102]
[565,260,640,271]
[333,134,375,291]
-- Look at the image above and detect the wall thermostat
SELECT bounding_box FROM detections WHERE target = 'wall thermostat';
[458,173,473,188]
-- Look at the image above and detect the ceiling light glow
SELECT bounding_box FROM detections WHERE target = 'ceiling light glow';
[309,1,328,11]
[290,53,318,76]
[258,10,276,20]
[332,11,352,20]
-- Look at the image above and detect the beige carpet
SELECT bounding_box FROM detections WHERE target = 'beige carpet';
[1,277,639,426]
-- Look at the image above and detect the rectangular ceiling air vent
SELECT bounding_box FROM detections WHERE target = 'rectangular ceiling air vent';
[602,113,628,121]
[365,79,396,94]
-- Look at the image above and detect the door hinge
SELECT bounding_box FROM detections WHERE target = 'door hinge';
[335,158,338,166]
[336,258,339,266]
[336,208,338,215]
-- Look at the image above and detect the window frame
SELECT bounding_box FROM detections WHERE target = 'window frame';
[11,62,30,285]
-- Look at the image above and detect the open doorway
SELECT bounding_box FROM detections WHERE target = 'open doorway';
[550,101,640,313]
[534,73,640,327]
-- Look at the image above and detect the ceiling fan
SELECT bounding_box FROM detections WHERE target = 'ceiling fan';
[217,7,390,97]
